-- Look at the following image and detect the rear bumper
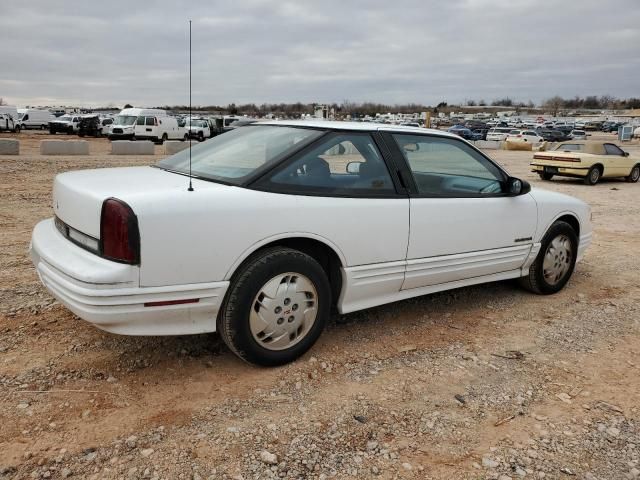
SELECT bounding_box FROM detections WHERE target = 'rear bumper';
[531,163,589,177]
[30,219,228,335]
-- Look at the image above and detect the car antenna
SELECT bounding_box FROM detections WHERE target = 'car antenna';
[187,19,194,192]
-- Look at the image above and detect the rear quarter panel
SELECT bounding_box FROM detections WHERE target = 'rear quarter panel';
[131,187,409,287]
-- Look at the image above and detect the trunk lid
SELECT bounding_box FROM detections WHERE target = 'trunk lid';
[53,166,226,238]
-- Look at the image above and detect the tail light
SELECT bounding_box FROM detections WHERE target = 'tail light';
[100,198,140,264]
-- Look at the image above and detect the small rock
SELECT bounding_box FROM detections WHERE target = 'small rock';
[106,376,117,383]
[556,393,572,404]
[61,468,72,478]
[140,448,154,457]
[17,403,30,409]
[260,450,278,465]
[483,457,500,468]
[401,462,412,470]
[606,426,620,438]
[125,435,138,449]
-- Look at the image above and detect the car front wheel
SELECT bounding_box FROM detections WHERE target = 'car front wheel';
[626,165,640,183]
[519,221,578,294]
[218,247,331,366]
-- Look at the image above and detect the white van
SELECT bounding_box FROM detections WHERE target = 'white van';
[0,106,20,132]
[17,108,55,130]
[109,108,186,143]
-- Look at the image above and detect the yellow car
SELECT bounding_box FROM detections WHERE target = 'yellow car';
[531,141,640,185]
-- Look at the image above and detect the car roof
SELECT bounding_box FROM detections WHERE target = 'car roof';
[259,120,459,139]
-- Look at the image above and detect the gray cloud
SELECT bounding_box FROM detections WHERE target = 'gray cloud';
[1,0,639,107]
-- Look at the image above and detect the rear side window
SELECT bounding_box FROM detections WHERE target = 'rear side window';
[263,133,395,196]
[145,117,155,126]
[604,144,624,156]
[136,116,145,126]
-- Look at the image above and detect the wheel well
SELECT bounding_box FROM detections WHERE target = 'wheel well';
[592,163,604,174]
[251,238,343,308]
[557,214,580,237]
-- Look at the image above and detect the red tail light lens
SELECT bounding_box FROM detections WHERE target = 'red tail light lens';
[100,198,140,264]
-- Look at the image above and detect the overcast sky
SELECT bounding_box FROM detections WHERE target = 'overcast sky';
[1,0,639,108]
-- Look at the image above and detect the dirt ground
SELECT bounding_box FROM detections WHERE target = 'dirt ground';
[1,131,639,480]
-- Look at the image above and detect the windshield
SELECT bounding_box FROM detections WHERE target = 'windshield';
[58,115,72,121]
[188,120,207,127]
[114,115,137,126]
[156,125,323,184]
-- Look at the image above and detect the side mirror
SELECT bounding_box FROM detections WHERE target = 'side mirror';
[624,151,629,157]
[346,162,361,174]
[507,177,531,196]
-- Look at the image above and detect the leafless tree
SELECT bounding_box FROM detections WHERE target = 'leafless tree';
[543,96,564,116]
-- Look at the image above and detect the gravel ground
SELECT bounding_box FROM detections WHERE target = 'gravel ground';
[1,131,639,480]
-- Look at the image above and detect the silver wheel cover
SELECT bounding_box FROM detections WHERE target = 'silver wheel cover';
[542,234,573,286]
[250,273,318,351]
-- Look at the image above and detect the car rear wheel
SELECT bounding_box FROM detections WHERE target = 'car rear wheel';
[218,247,330,366]
[160,133,168,144]
[539,172,554,181]
[584,166,601,185]
[519,221,577,295]
[626,165,640,183]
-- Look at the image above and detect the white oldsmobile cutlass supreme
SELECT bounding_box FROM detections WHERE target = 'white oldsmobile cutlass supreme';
[31,121,592,366]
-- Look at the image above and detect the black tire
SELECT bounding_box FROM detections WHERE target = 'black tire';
[584,166,601,185]
[519,220,578,295]
[198,131,204,142]
[539,172,554,181]
[161,133,168,144]
[217,247,331,366]
[182,134,188,142]
[49,130,55,135]
[626,165,640,183]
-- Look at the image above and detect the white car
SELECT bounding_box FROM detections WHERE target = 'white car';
[486,127,513,141]
[30,121,592,366]
[570,130,587,140]
[507,130,544,143]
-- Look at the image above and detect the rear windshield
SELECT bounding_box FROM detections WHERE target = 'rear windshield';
[554,144,584,151]
[156,125,323,184]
